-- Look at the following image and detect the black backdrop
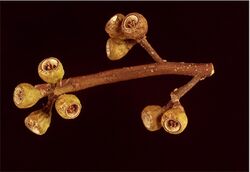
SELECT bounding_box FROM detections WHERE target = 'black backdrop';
[1,1,248,171]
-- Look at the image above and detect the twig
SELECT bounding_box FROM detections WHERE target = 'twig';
[14,12,215,135]
[170,75,203,103]
[138,37,165,63]
[34,62,214,97]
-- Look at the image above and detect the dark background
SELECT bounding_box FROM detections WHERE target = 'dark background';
[1,1,248,171]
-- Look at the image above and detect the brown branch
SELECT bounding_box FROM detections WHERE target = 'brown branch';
[34,61,214,97]
[138,37,165,63]
[14,12,216,136]
[170,75,203,102]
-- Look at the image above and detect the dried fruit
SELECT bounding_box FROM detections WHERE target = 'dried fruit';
[24,109,51,135]
[121,12,148,40]
[106,38,136,60]
[141,105,163,131]
[161,103,188,134]
[38,57,64,84]
[55,94,82,119]
[13,83,42,109]
[105,13,126,40]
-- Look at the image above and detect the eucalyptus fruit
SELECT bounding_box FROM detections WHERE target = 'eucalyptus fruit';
[38,57,64,84]
[13,83,43,109]
[24,109,51,135]
[161,103,188,134]
[55,94,82,119]
[106,38,136,60]
[121,12,148,40]
[141,105,163,131]
[105,13,126,40]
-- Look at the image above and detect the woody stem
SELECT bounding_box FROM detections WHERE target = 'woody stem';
[138,37,165,63]
[35,62,214,97]
[170,74,203,103]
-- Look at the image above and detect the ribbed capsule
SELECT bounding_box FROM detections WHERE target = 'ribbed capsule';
[121,12,148,40]
[106,38,136,60]
[141,105,163,131]
[55,94,82,119]
[13,83,43,109]
[24,109,51,135]
[38,57,64,84]
[161,103,188,134]
[105,13,126,40]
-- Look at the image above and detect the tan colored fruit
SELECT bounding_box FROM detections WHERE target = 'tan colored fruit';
[24,109,51,135]
[38,57,64,84]
[55,94,82,119]
[141,105,163,131]
[161,103,188,134]
[13,83,43,109]
[121,12,148,40]
[106,38,136,60]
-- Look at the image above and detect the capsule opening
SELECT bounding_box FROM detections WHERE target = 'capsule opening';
[164,119,181,133]
[124,15,139,29]
[66,103,81,118]
[41,58,59,72]
[14,86,24,104]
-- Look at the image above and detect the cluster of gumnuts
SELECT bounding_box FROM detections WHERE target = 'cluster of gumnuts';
[13,12,188,135]
[13,57,82,135]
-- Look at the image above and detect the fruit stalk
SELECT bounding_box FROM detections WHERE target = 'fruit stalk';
[138,37,165,63]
